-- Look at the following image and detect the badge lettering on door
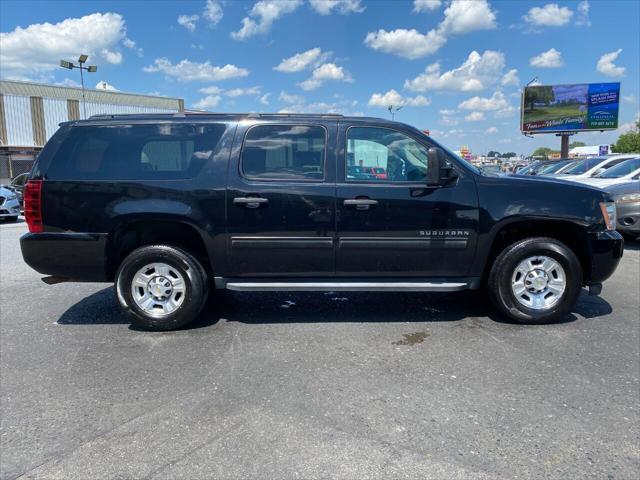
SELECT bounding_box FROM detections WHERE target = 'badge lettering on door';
[419,230,470,237]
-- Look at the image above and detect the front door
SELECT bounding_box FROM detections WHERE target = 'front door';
[226,121,336,277]
[336,125,479,277]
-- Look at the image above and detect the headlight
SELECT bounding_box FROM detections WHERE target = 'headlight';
[599,202,617,230]
[614,193,640,205]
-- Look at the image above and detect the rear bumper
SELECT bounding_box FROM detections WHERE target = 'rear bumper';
[20,232,109,281]
[586,230,624,284]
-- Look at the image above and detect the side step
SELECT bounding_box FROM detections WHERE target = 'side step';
[217,279,471,292]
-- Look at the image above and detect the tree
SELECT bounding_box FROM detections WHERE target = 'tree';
[524,86,555,112]
[532,147,553,159]
[569,141,586,148]
[611,119,640,153]
[487,150,501,158]
[499,152,517,158]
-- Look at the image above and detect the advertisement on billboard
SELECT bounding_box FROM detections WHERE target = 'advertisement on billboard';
[521,82,620,133]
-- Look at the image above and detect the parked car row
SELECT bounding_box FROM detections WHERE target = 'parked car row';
[515,154,640,239]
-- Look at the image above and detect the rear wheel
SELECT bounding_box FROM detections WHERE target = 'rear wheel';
[116,245,208,331]
[488,237,583,324]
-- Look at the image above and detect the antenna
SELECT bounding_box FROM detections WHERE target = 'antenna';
[388,105,403,121]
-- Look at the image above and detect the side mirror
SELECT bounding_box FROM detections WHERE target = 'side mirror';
[426,147,456,187]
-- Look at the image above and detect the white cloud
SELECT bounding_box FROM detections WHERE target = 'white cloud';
[279,91,305,104]
[523,4,573,27]
[143,58,249,82]
[177,14,199,32]
[95,80,118,91]
[439,116,459,126]
[232,0,302,40]
[501,69,519,86]
[440,109,457,115]
[623,95,637,104]
[0,12,126,78]
[405,50,506,92]
[259,93,271,105]
[309,0,364,15]
[203,0,223,25]
[597,49,625,77]
[277,99,361,115]
[364,28,446,60]
[529,48,563,68]
[413,0,442,13]
[298,63,352,90]
[458,91,509,111]
[192,95,221,110]
[368,89,430,108]
[576,1,591,26]
[465,111,486,122]
[199,85,223,94]
[274,47,330,72]
[224,86,262,97]
[439,0,496,35]
[123,37,143,57]
[485,126,498,134]
[55,78,81,88]
[365,0,496,59]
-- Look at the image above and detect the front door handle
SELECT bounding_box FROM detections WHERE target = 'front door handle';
[344,198,378,211]
[233,197,269,209]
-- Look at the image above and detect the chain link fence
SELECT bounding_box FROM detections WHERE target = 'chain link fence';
[0,151,38,184]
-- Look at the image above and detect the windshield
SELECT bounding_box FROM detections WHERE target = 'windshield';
[516,165,532,175]
[596,158,640,178]
[561,158,600,175]
[538,160,572,175]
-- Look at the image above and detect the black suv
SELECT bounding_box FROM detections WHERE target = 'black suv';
[21,113,623,330]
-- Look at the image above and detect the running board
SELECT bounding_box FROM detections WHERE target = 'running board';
[217,279,471,292]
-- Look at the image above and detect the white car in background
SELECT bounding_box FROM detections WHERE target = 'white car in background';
[554,154,639,180]
[573,157,640,188]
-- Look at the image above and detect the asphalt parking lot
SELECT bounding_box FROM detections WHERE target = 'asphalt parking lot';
[1,219,639,479]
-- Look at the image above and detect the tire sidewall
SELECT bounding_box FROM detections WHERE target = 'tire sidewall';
[116,247,204,330]
[494,239,582,324]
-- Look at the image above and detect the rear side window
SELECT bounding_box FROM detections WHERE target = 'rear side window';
[45,123,225,180]
[241,125,325,181]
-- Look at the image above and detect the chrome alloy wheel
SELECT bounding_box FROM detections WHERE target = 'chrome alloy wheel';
[131,263,186,318]
[511,256,566,310]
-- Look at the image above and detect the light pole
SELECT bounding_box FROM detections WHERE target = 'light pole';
[60,54,97,119]
[388,105,403,121]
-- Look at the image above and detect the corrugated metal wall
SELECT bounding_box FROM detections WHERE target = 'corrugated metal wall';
[43,98,68,140]
[4,95,33,146]
[81,102,175,119]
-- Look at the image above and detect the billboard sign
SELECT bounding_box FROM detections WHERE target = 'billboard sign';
[521,82,620,133]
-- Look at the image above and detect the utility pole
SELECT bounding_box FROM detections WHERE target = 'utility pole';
[60,54,97,119]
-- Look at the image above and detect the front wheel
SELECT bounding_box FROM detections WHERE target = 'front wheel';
[116,245,208,331]
[488,237,583,324]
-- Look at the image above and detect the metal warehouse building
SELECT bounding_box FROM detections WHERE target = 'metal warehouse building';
[0,80,184,180]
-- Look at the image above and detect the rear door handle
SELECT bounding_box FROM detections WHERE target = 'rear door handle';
[233,197,269,209]
[343,198,378,211]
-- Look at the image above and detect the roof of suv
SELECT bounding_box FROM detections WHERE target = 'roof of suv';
[71,112,395,125]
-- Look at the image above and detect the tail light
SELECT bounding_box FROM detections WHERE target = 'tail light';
[24,180,43,233]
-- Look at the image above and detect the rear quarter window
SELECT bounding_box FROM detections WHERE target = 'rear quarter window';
[44,123,226,181]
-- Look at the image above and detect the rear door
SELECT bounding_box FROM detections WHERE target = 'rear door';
[335,123,479,277]
[226,120,337,277]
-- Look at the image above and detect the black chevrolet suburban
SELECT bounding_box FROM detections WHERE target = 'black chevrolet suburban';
[21,113,623,330]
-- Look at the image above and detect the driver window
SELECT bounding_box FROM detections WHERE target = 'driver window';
[346,127,429,182]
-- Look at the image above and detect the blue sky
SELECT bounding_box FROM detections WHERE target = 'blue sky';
[1,0,638,155]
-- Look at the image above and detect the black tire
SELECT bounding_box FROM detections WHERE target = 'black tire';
[488,237,583,324]
[115,245,208,331]
[4,216,18,222]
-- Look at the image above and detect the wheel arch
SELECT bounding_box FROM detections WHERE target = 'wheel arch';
[478,217,592,285]
[106,216,213,281]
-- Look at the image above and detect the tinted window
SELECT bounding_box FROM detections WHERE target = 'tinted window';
[596,158,640,178]
[241,125,325,180]
[346,127,429,182]
[46,123,225,180]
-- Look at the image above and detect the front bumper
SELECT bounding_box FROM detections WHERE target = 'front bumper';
[616,202,640,236]
[20,232,109,281]
[0,198,21,217]
[586,230,624,284]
